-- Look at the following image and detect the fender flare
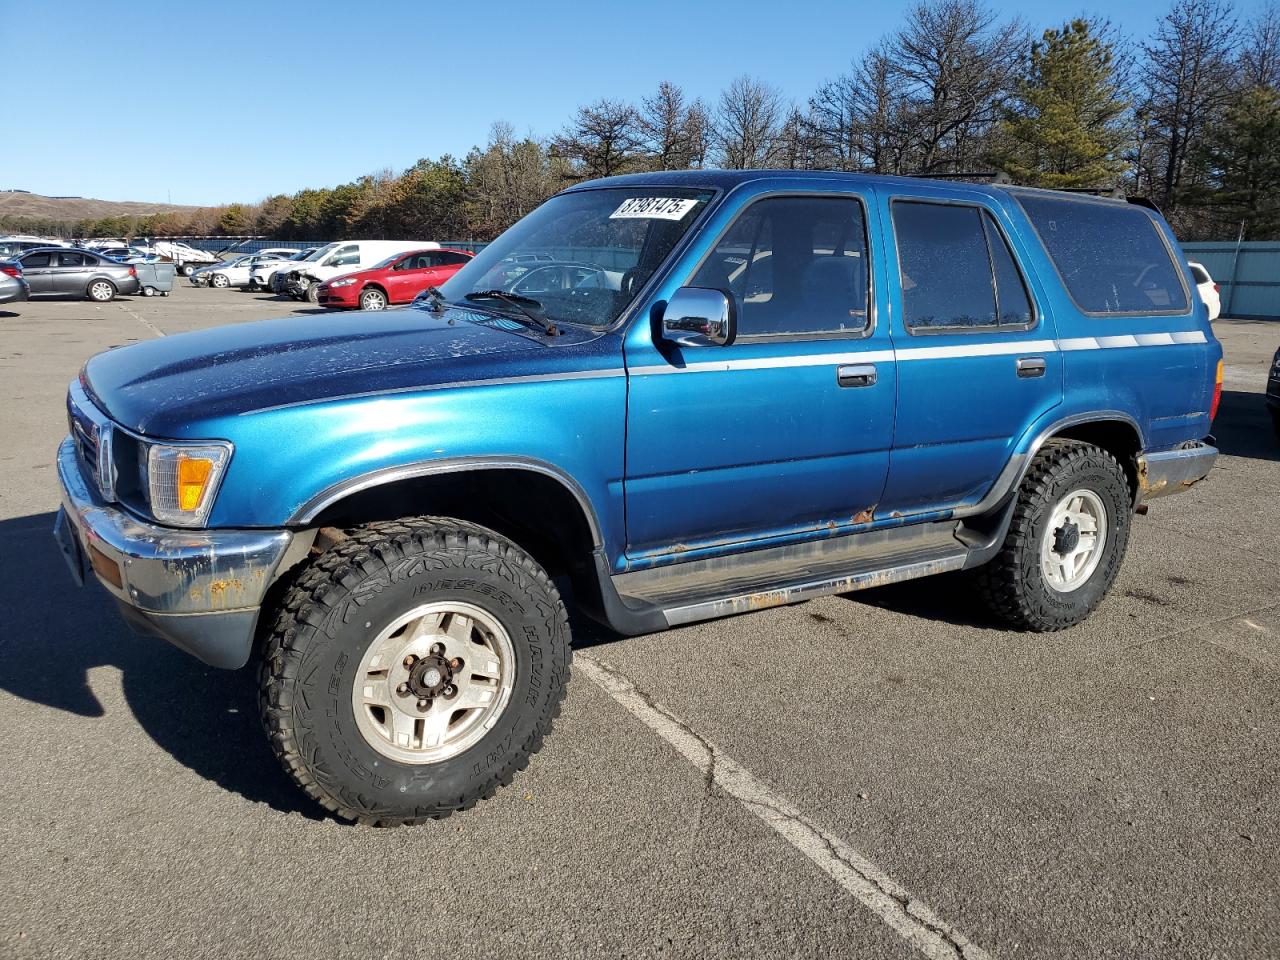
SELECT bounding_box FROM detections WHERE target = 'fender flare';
[287,455,605,549]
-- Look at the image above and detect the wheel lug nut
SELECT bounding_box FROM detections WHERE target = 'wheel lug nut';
[416,698,431,711]
[396,682,410,696]
[443,684,456,698]
[450,657,463,670]
[403,654,417,668]
[430,642,445,656]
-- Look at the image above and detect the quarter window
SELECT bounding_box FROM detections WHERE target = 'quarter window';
[1015,193,1190,315]
[691,196,870,339]
[892,201,1032,331]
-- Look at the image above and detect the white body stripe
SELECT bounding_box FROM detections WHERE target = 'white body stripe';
[628,330,1207,377]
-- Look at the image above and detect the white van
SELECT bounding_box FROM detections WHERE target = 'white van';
[283,240,440,301]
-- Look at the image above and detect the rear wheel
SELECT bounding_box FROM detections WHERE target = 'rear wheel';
[87,279,116,302]
[359,287,387,311]
[179,262,196,277]
[976,439,1132,631]
[259,517,570,824]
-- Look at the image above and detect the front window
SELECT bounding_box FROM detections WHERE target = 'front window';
[302,243,338,263]
[438,187,713,329]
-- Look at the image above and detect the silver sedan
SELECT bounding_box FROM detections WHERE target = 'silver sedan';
[15,247,141,301]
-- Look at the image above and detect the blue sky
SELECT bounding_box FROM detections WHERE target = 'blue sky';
[2,0,1270,206]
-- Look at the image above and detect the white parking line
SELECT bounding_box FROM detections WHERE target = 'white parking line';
[117,303,165,338]
[577,656,992,960]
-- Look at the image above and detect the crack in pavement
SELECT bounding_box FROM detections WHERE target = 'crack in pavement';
[577,654,992,960]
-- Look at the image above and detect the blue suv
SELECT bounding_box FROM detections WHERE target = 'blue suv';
[53,171,1222,823]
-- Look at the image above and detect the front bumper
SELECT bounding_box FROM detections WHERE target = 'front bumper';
[317,285,358,307]
[1136,441,1219,501]
[54,436,293,668]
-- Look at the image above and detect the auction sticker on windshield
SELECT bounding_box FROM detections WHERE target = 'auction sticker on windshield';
[610,197,699,220]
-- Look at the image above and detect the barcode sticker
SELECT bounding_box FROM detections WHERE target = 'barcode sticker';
[609,197,699,220]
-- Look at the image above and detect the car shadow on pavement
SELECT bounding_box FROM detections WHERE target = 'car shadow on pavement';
[0,511,325,820]
[1213,389,1279,462]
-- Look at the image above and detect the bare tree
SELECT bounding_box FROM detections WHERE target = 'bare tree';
[808,46,913,172]
[552,99,642,179]
[1240,3,1280,88]
[885,0,1026,174]
[712,75,786,168]
[1138,0,1240,212]
[638,82,709,169]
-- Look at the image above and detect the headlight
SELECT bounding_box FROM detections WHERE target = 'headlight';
[329,277,358,287]
[146,442,232,527]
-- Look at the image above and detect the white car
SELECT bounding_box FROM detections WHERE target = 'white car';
[1188,261,1221,320]
[200,249,302,289]
[251,248,319,291]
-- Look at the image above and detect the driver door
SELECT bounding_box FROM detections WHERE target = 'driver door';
[623,191,894,560]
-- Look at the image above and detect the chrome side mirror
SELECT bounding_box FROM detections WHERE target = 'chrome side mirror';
[660,287,735,347]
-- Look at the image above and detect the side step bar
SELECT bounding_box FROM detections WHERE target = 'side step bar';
[659,552,966,626]
[594,518,978,634]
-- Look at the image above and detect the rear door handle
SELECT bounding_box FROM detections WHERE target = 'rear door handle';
[1016,356,1047,378]
[837,363,877,387]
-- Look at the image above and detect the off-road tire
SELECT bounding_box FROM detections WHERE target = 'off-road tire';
[976,439,1133,631]
[259,517,571,825]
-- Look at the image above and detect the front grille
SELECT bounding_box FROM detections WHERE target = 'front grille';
[66,381,117,502]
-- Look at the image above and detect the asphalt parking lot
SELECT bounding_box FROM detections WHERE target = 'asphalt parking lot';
[1,284,1277,960]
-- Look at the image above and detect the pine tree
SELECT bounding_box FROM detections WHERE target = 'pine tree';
[1185,87,1280,239]
[992,19,1130,188]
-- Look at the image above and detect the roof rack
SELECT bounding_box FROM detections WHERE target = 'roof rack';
[903,171,1012,184]
[1056,185,1127,200]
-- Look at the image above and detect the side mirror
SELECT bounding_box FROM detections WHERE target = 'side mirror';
[660,287,735,347]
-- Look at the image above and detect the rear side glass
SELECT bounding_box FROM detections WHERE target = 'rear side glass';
[1189,264,1210,284]
[23,252,51,267]
[1016,194,1189,315]
[893,202,997,329]
[982,214,1033,325]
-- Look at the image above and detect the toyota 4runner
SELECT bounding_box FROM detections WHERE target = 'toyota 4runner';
[53,171,1222,824]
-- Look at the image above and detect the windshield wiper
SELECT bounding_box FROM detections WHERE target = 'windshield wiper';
[464,290,560,336]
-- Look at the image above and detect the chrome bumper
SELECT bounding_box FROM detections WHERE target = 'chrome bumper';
[1137,441,1218,501]
[54,436,293,668]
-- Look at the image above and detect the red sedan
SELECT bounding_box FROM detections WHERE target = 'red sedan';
[316,248,473,311]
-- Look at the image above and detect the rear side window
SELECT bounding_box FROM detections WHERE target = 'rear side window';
[58,252,89,267]
[1189,263,1211,284]
[1016,194,1189,315]
[22,252,51,268]
[891,201,1032,331]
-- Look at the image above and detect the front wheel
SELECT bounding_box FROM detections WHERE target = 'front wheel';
[259,518,571,824]
[87,279,116,302]
[976,439,1133,631]
[179,262,196,277]
[359,287,387,311]
[303,281,319,303]
[210,273,230,288]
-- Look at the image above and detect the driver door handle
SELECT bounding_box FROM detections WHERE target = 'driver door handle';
[837,363,877,388]
[1016,356,1047,378]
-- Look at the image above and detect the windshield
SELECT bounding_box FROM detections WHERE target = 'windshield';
[303,243,338,263]
[438,187,713,329]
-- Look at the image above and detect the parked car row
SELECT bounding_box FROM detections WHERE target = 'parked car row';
[190,239,477,311]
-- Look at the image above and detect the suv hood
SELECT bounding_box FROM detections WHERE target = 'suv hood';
[83,307,582,436]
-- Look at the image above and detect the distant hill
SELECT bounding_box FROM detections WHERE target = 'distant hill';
[0,191,199,221]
